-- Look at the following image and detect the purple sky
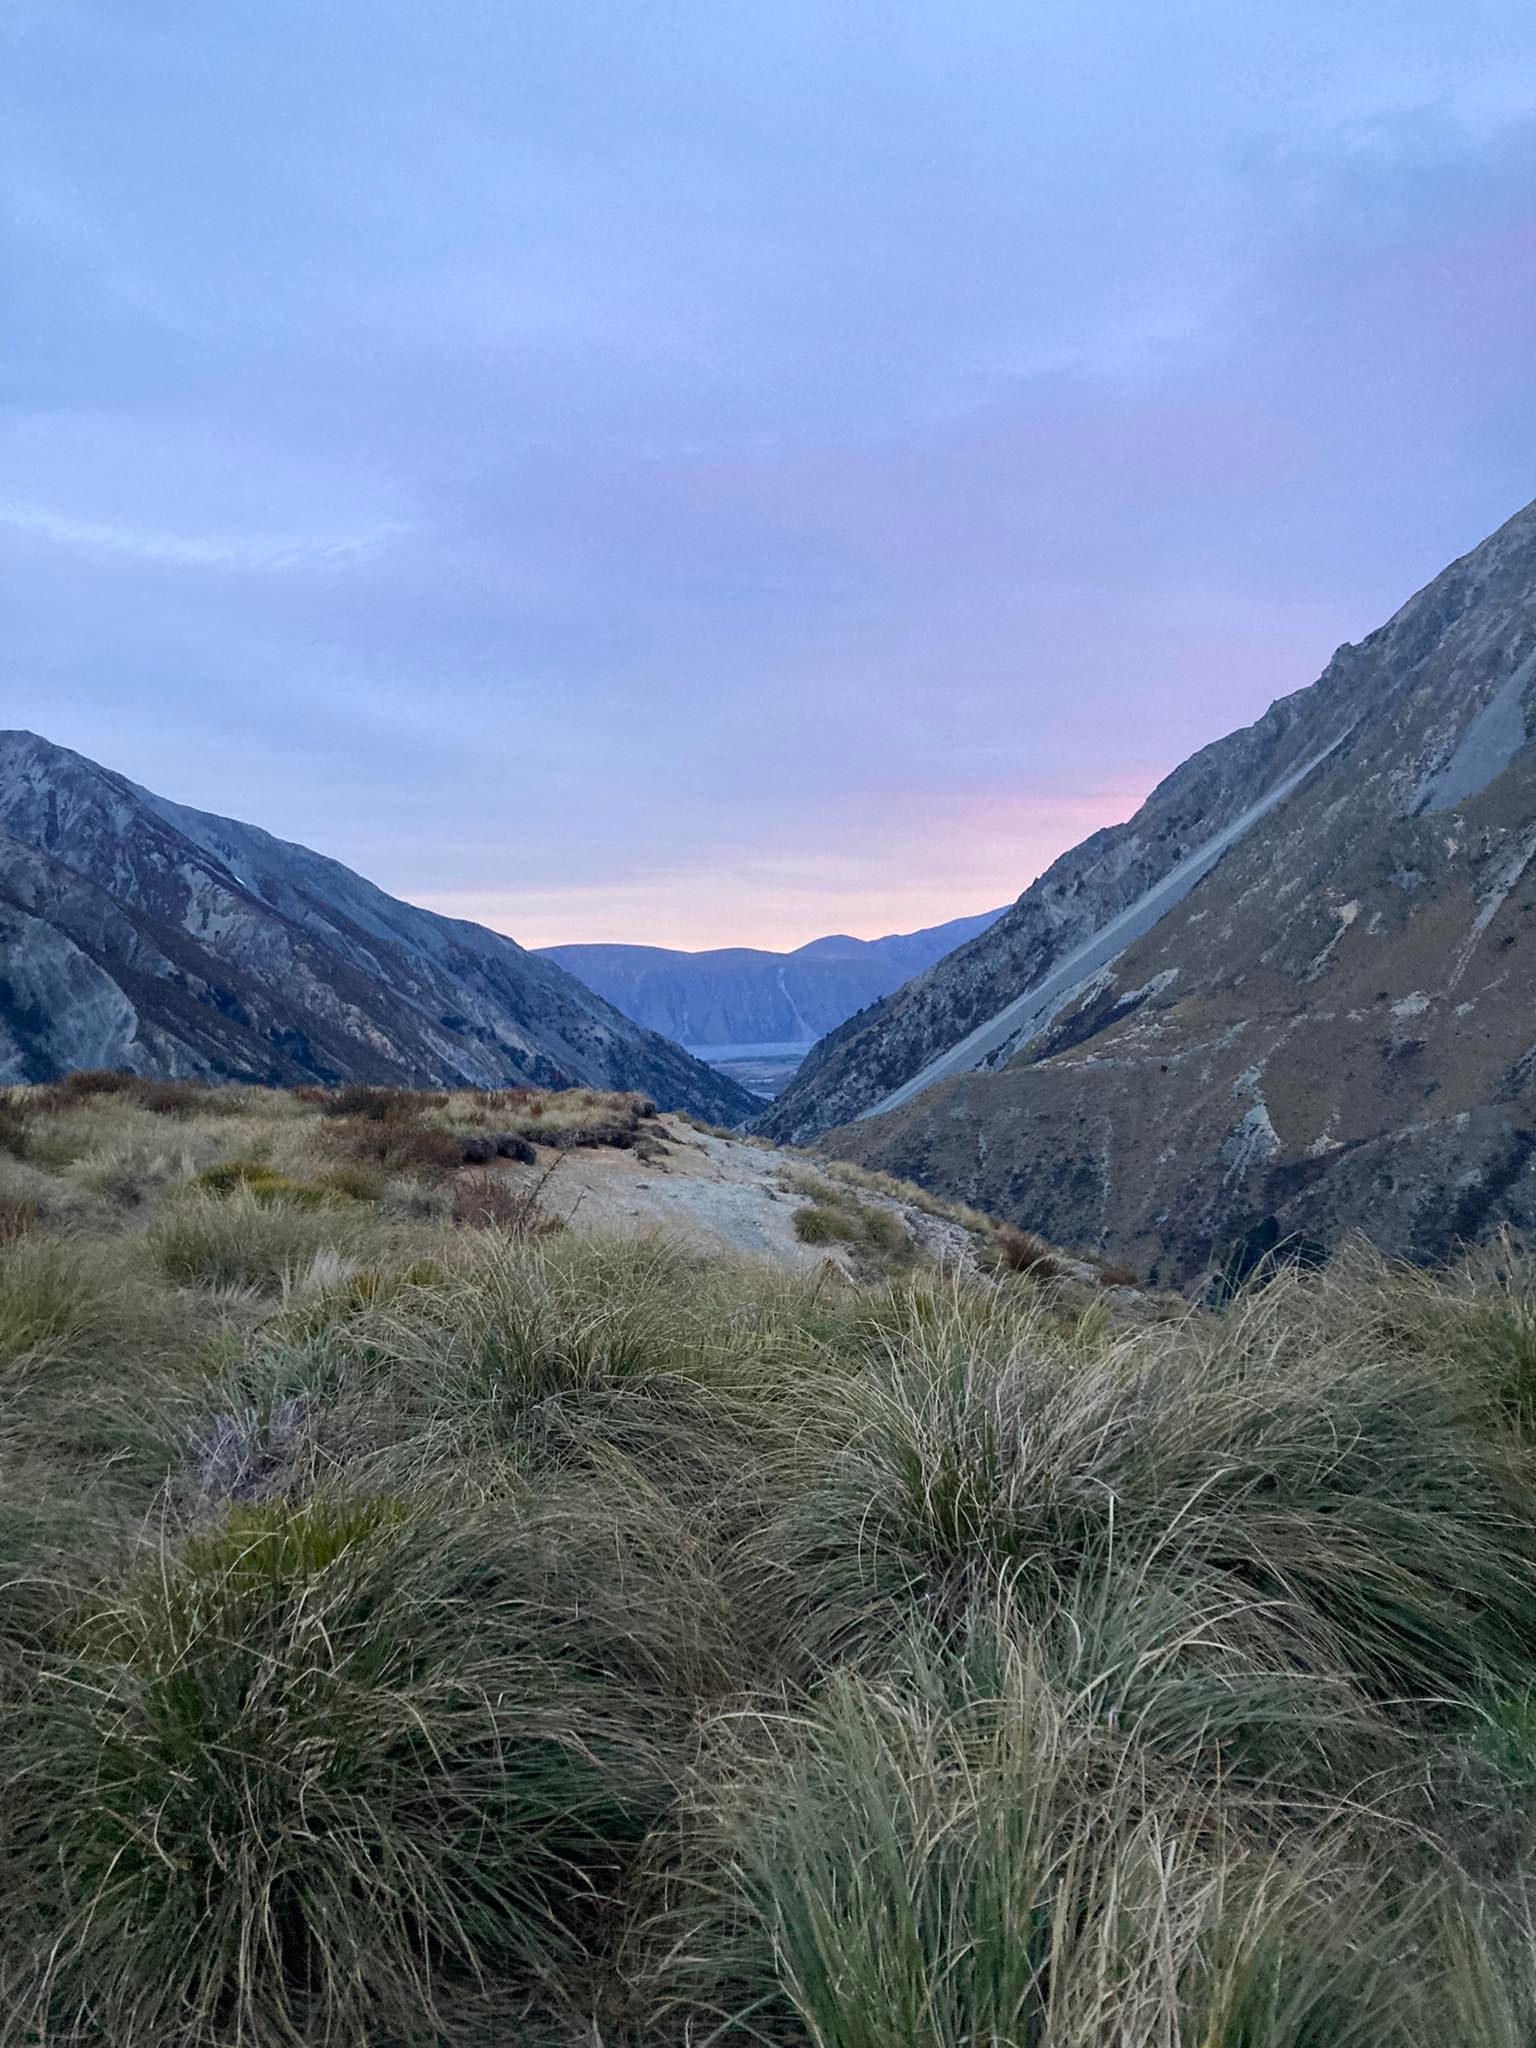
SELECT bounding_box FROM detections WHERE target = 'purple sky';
[5,2,1536,949]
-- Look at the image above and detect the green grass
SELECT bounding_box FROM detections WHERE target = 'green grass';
[154,1186,375,1292]
[793,1191,914,1267]
[6,1081,1536,2043]
[8,1488,691,2044]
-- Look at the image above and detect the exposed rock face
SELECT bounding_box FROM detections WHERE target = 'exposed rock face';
[765,497,1536,1283]
[540,910,1004,1056]
[0,732,758,1121]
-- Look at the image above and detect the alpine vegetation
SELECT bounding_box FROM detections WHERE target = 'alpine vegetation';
[5,1079,1536,2044]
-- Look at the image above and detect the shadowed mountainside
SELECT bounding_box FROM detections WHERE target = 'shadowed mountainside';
[0,732,757,1121]
[765,496,1536,1283]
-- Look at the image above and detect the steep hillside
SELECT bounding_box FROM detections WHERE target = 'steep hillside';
[541,909,1003,1062]
[0,733,756,1120]
[772,497,1536,1281]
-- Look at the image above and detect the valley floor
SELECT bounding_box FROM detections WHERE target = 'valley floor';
[5,1076,1536,2044]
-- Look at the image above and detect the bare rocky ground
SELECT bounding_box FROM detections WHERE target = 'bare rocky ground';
[520,1114,990,1274]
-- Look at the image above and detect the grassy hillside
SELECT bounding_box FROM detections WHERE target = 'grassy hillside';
[5,1078,1536,2043]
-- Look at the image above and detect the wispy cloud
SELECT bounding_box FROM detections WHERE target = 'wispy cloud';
[0,501,409,572]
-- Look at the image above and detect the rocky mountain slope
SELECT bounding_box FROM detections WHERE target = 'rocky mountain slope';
[766,496,1536,1283]
[0,732,757,1120]
[541,910,1003,1057]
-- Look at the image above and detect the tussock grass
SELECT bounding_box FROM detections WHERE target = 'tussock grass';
[7,1080,1536,2043]
[7,1488,692,2045]
[154,1186,374,1292]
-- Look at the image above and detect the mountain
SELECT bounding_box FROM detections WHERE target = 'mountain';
[761,497,1536,1284]
[0,732,758,1121]
[540,909,1004,1095]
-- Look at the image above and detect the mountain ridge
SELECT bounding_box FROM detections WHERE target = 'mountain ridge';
[0,731,757,1120]
[540,907,1004,1060]
[764,495,1536,1281]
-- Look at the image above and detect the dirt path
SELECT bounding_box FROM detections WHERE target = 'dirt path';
[512,1116,984,1273]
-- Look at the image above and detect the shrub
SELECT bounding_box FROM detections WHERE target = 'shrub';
[37,1067,136,1103]
[1097,1260,1140,1288]
[451,1168,565,1237]
[0,1103,30,1159]
[319,1085,450,1121]
[326,1115,468,1179]
[989,1224,1063,1278]
[124,1077,218,1117]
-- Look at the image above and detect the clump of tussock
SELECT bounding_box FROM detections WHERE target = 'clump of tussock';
[741,1268,1536,1708]
[788,1174,916,1270]
[817,1153,996,1233]
[661,1616,1438,2048]
[153,1185,375,1293]
[193,1157,340,1208]
[5,1487,699,2046]
[0,1236,110,1366]
[0,1100,31,1159]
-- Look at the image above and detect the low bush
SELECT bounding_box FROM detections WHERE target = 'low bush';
[1097,1259,1139,1287]
[988,1223,1064,1277]
[451,1167,565,1236]
[318,1084,451,1121]
[325,1114,468,1179]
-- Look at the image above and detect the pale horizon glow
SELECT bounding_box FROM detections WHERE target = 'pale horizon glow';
[412,779,1158,952]
[5,2,1535,949]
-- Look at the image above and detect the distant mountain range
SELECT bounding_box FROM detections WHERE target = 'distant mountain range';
[762,497,1536,1285]
[542,910,1005,1095]
[0,732,757,1121]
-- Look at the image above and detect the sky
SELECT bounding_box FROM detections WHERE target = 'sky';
[5,1,1536,951]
